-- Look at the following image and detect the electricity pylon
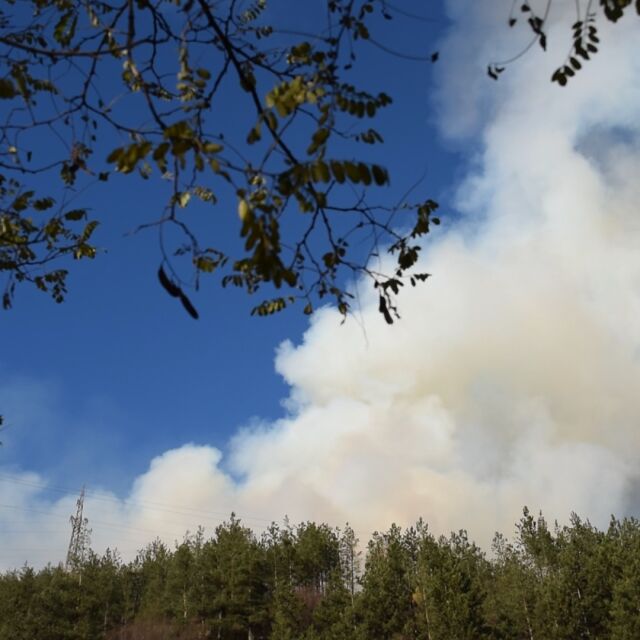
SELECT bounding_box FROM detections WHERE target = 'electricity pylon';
[65,485,91,571]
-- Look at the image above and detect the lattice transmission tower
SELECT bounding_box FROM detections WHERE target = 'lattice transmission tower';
[65,485,91,571]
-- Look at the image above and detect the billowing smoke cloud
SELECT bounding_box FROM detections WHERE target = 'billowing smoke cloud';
[2,2,640,569]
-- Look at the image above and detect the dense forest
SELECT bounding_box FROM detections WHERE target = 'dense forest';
[1,509,639,640]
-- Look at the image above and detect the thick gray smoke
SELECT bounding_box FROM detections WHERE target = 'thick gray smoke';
[2,2,639,569]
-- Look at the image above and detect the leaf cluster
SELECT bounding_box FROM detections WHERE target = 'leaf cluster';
[488,0,639,86]
[0,0,442,321]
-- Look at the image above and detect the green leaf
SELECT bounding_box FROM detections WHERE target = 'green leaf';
[372,165,388,186]
[33,197,55,211]
[64,209,87,221]
[247,124,261,144]
[0,78,17,99]
[358,163,371,185]
[311,161,330,183]
[106,147,124,163]
[152,142,170,168]
[344,161,360,183]
[330,161,346,183]
[54,11,78,46]
[11,191,34,212]
[238,199,251,221]
[195,256,220,273]
[307,128,330,155]
[251,296,292,316]
[378,295,394,324]
[204,142,223,153]
[176,191,191,208]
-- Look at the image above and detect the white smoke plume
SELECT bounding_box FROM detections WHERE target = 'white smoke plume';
[2,2,640,569]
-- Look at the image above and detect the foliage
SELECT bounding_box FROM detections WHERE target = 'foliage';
[2,509,640,639]
[488,0,639,85]
[0,0,440,321]
[1,1,636,322]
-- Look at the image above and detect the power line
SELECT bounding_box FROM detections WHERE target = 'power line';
[0,473,372,539]
[0,472,275,525]
[0,502,215,537]
[1,472,374,543]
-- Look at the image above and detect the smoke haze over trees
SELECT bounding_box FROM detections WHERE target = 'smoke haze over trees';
[2,2,640,628]
[1,510,640,639]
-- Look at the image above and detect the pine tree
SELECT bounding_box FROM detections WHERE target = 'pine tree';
[412,528,489,640]
[359,524,415,639]
[136,538,172,620]
[75,550,125,639]
[293,522,340,595]
[269,577,304,640]
[609,517,640,639]
[210,515,269,640]
[553,514,613,638]
[338,524,361,606]
[307,568,358,640]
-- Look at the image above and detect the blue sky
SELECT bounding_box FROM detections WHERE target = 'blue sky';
[2,1,640,569]
[0,0,456,491]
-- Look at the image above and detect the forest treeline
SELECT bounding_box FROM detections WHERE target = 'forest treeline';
[1,508,639,640]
